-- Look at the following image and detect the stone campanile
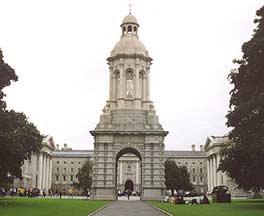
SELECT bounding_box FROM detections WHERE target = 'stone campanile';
[90,13,168,200]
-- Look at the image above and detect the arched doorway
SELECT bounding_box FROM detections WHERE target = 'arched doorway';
[125,180,134,191]
[115,147,142,200]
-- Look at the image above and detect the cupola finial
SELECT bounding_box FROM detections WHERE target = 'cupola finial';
[129,3,132,15]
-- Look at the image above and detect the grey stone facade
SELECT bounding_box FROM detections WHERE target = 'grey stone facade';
[90,13,168,200]
[51,150,92,194]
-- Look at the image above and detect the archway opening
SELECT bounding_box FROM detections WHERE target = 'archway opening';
[115,147,142,200]
[125,180,134,191]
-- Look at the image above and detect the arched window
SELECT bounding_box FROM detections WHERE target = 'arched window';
[133,26,137,33]
[122,26,126,34]
[139,70,145,79]
[114,70,120,79]
[126,69,133,80]
[128,25,132,33]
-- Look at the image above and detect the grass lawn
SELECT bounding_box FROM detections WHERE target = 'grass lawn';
[0,197,110,216]
[149,199,264,216]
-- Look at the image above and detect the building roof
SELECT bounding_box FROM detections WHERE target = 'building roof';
[165,150,206,158]
[52,150,93,158]
[122,14,138,25]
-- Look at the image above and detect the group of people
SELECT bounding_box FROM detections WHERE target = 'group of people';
[163,194,210,205]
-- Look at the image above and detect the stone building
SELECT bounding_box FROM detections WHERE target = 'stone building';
[204,135,249,196]
[51,149,93,193]
[13,136,55,190]
[90,12,168,200]
[165,145,207,194]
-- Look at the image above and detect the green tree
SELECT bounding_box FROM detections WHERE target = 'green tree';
[76,161,93,192]
[0,49,43,186]
[165,160,193,194]
[219,6,264,195]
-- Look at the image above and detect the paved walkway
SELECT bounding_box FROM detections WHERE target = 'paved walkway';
[93,200,168,216]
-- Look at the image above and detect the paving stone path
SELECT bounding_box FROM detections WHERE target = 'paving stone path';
[93,200,168,216]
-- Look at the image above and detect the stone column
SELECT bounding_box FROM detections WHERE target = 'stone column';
[119,65,124,98]
[216,154,220,186]
[210,156,214,190]
[213,155,217,187]
[46,156,49,190]
[31,154,37,188]
[207,158,210,192]
[49,156,52,188]
[42,154,47,190]
[136,161,139,185]
[119,161,122,185]
[38,153,43,189]
[146,69,150,100]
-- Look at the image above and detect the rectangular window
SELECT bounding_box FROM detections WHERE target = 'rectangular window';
[55,175,59,181]
[70,175,74,181]
[200,168,202,173]
[193,176,196,182]
[71,168,74,173]
[193,168,195,173]
[127,164,132,173]
[200,177,203,182]
[63,176,66,182]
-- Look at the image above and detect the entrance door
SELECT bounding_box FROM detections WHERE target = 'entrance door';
[125,180,134,191]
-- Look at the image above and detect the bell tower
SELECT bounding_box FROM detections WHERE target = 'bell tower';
[91,13,168,200]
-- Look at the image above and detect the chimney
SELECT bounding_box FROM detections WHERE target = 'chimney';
[200,145,204,151]
[191,144,195,151]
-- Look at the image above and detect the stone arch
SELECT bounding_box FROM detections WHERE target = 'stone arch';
[115,146,142,199]
[125,68,134,98]
[116,147,142,161]
[113,70,120,99]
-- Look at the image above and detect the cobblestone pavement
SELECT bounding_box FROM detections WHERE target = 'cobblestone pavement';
[92,200,168,216]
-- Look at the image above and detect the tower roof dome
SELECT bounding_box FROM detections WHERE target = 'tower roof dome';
[109,14,150,59]
[110,34,149,57]
[121,14,139,26]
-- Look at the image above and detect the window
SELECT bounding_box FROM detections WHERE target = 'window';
[178,162,181,165]
[55,175,59,181]
[56,161,59,164]
[122,26,126,34]
[200,168,203,173]
[200,162,203,165]
[193,177,196,182]
[70,175,74,181]
[71,168,74,173]
[64,161,66,164]
[185,162,188,165]
[71,161,74,164]
[192,162,195,164]
[63,176,66,182]
[193,168,195,173]
[64,168,66,173]
[56,168,59,172]
[200,177,203,182]
[78,162,81,164]
[126,164,132,173]
[133,26,137,32]
[128,25,132,32]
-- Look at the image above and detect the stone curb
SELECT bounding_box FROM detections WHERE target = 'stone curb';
[144,202,174,216]
[87,201,113,216]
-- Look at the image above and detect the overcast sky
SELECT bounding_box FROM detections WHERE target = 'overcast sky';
[1,0,263,150]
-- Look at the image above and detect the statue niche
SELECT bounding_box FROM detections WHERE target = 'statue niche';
[126,69,134,98]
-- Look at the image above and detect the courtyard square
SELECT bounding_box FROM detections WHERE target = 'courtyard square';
[149,199,264,216]
[0,198,109,216]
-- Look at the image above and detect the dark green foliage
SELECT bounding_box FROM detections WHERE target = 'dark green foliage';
[165,160,193,193]
[219,6,264,191]
[0,49,43,186]
[76,161,93,192]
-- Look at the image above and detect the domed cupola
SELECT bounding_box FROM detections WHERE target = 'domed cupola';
[108,13,151,60]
